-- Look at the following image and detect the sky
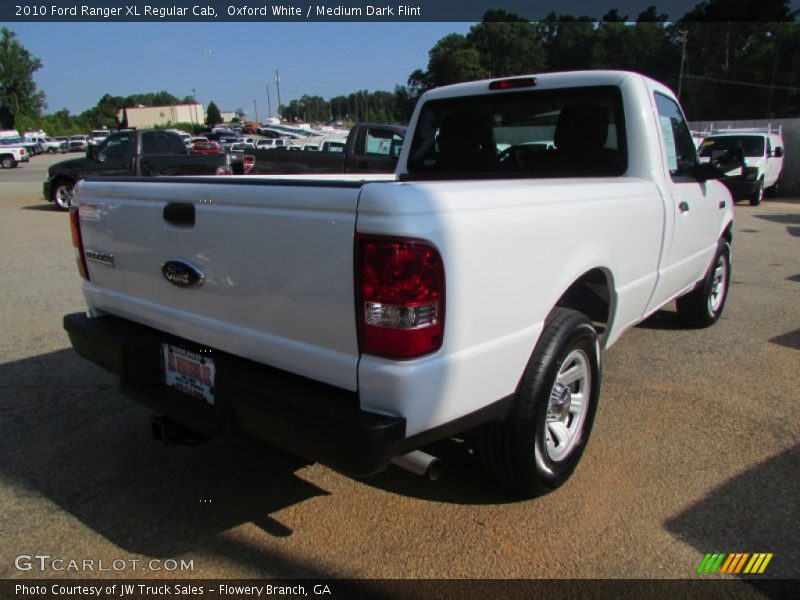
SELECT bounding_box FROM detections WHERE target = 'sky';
[11,22,476,117]
[9,0,800,118]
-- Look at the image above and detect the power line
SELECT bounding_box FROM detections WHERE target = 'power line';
[684,74,800,92]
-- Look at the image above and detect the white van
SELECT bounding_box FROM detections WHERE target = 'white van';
[697,126,784,205]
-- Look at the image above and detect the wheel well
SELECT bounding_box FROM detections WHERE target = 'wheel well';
[556,269,612,338]
[722,222,733,244]
[51,176,75,193]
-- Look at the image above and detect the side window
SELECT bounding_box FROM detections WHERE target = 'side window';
[365,129,403,157]
[167,133,187,154]
[98,134,132,162]
[142,133,171,155]
[654,93,697,180]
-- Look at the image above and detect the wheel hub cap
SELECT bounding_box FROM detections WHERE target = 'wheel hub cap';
[547,383,572,422]
[543,349,591,462]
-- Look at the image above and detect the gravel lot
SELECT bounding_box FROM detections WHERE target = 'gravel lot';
[1,154,798,587]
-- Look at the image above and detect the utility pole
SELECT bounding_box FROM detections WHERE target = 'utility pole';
[275,70,282,121]
[767,35,780,116]
[677,30,688,99]
[266,84,272,119]
[253,99,258,124]
[192,88,198,124]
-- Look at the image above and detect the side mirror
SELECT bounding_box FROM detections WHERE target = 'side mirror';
[85,146,95,160]
[774,147,784,158]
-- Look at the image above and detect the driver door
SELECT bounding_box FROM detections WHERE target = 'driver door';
[87,132,134,178]
[646,92,724,313]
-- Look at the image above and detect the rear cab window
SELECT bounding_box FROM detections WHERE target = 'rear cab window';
[405,85,627,179]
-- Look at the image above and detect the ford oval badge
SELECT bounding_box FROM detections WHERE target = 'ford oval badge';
[162,260,205,288]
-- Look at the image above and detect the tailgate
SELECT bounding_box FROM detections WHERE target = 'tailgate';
[75,177,363,391]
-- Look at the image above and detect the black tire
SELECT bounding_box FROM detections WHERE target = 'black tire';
[51,179,75,211]
[480,308,601,497]
[765,178,780,198]
[676,239,731,328]
[749,179,764,206]
[1,155,17,169]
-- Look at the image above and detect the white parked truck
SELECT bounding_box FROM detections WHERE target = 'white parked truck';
[64,71,737,496]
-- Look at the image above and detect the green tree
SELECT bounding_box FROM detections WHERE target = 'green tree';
[0,27,46,129]
[426,33,488,87]
[540,13,598,72]
[205,101,222,126]
[677,0,799,118]
[467,10,547,77]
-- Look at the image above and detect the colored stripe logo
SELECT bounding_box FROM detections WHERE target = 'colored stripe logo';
[697,552,773,574]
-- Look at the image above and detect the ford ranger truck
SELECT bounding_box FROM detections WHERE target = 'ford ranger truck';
[63,71,735,496]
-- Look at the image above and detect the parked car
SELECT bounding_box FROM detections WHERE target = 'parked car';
[41,137,69,153]
[190,140,222,154]
[44,130,250,210]
[88,130,111,147]
[218,136,238,152]
[254,138,296,151]
[64,71,737,496]
[1,136,39,156]
[697,127,784,205]
[68,135,90,152]
[0,145,27,168]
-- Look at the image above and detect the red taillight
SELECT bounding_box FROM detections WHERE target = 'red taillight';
[356,234,445,359]
[70,207,89,281]
[243,154,255,174]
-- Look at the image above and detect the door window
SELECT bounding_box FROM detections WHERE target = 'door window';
[654,93,696,180]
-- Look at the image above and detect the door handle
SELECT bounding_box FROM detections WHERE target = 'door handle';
[163,203,195,227]
[678,201,690,213]
[719,200,726,209]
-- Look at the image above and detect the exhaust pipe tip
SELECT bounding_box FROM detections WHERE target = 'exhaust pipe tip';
[391,450,443,481]
[151,416,207,445]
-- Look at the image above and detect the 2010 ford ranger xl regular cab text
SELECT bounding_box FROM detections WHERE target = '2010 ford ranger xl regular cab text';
[64,71,737,496]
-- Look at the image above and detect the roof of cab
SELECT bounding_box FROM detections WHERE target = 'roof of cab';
[421,70,661,102]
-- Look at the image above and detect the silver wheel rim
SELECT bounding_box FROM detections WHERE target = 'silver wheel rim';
[55,185,73,209]
[545,349,591,462]
[708,253,727,314]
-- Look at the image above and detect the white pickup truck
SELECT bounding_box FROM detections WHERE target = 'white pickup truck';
[64,71,737,496]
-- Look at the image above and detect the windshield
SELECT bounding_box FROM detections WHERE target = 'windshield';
[699,135,764,158]
[406,85,627,179]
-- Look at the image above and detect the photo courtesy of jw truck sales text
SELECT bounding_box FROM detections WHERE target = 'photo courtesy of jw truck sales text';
[65,70,738,497]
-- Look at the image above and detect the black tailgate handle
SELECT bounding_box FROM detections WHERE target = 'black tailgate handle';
[163,203,195,227]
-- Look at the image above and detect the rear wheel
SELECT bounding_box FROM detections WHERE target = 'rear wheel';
[676,239,731,328]
[479,308,601,496]
[1,155,17,169]
[749,179,764,206]
[765,178,780,198]
[52,179,75,211]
